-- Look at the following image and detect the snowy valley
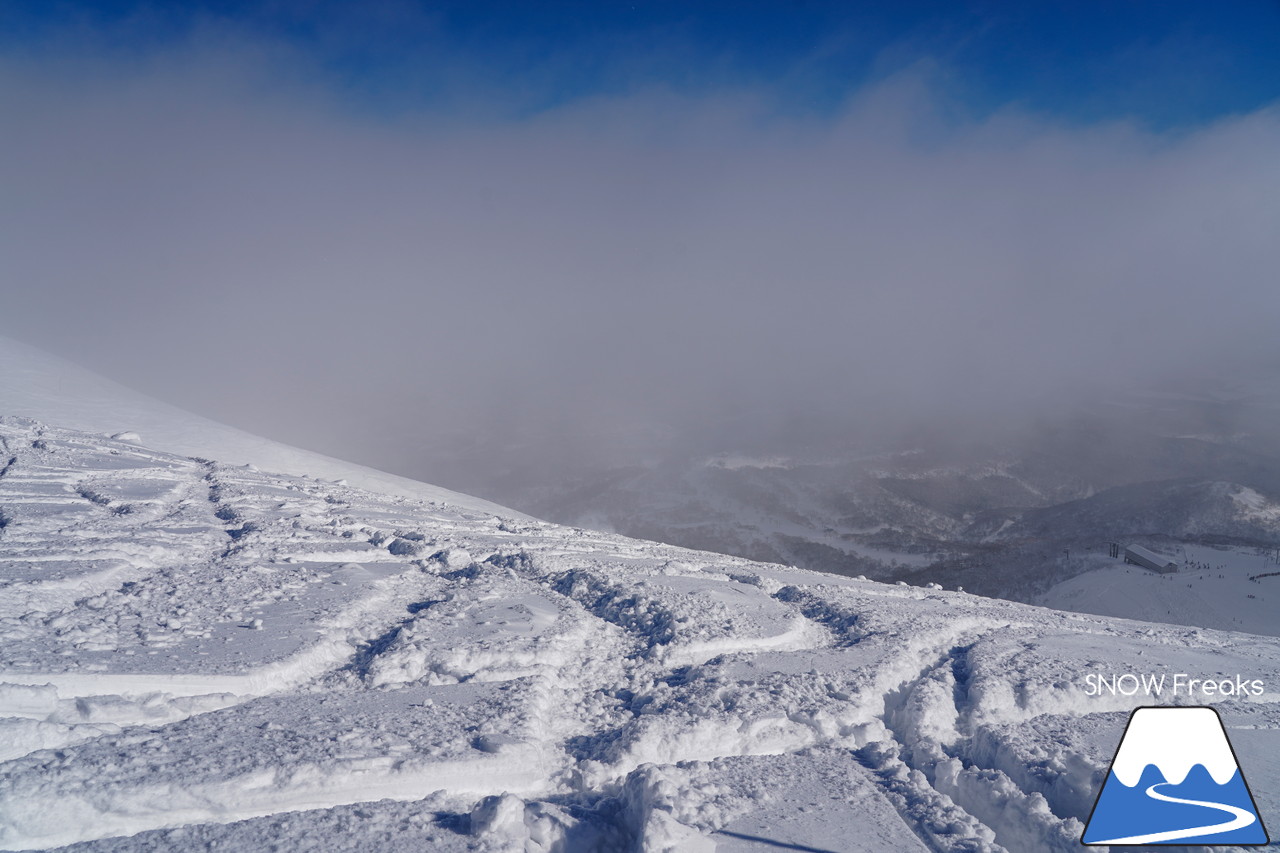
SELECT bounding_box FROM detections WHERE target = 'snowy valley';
[425,383,1280,637]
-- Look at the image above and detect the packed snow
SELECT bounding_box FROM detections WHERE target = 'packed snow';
[2,416,1279,851]
[1041,543,1279,637]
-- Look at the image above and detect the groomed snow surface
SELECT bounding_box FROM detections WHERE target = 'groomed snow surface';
[2,418,1279,851]
[1041,543,1278,637]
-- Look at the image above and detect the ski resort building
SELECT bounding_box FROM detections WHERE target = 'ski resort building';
[1124,544,1179,574]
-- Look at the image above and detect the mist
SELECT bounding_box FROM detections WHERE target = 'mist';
[3,37,1279,497]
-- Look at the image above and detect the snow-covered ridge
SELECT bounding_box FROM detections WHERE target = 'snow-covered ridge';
[702,454,793,470]
[1233,485,1280,524]
[0,335,524,519]
[1,417,1278,850]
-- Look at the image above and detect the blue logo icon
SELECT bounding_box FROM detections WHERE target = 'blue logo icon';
[1083,706,1269,846]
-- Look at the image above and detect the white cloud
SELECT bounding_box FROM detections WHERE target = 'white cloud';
[2,43,1277,472]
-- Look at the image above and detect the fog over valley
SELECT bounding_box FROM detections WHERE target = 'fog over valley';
[6,34,1280,620]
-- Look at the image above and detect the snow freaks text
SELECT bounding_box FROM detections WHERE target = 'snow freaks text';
[1084,673,1265,698]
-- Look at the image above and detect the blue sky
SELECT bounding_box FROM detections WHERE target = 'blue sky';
[4,1,1279,127]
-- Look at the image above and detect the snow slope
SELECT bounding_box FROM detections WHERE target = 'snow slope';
[1040,543,1279,636]
[2,417,1279,851]
[0,335,523,519]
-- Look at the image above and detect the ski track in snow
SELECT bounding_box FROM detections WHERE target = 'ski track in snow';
[1,417,1279,851]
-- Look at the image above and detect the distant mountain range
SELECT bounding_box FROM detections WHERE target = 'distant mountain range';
[431,380,1280,605]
